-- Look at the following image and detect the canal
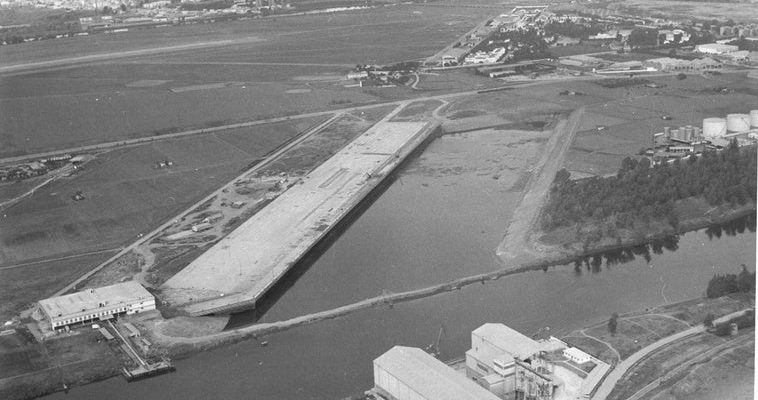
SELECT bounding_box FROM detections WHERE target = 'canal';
[47,130,756,400]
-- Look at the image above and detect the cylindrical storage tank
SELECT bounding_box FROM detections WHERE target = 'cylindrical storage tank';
[703,117,727,138]
[694,127,702,139]
[684,126,693,141]
[663,126,670,137]
[671,129,681,140]
[751,110,758,128]
[726,113,750,132]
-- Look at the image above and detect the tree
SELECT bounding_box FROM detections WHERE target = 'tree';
[608,313,619,336]
[736,264,755,293]
[628,28,658,47]
[703,313,715,327]
[120,3,127,11]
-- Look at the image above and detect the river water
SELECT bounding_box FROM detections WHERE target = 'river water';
[47,130,756,400]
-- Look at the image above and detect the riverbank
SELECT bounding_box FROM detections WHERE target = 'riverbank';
[530,200,756,267]
[138,210,756,357]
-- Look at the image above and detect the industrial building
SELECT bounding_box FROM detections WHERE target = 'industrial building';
[465,323,557,400]
[372,324,611,400]
[695,43,739,55]
[643,57,722,72]
[38,281,155,329]
[373,346,501,400]
[651,110,758,164]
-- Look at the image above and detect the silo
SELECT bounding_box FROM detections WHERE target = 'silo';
[684,126,693,141]
[703,117,727,138]
[726,113,750,132]
[751,110,758,128]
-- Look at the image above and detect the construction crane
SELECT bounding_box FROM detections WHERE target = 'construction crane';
[424,325,446,358]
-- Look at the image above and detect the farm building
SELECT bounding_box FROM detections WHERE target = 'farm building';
[373,346,501,400]
[38,281,155,329]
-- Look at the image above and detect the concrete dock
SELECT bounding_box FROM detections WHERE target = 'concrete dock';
[161,120,439,316]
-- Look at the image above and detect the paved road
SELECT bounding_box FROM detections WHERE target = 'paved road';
[592,309,753,400]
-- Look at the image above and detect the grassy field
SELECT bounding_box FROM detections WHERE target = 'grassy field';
[0,251,118,321]
[0,329,121,400]
[614,0,756,22]
[584,314,690,360]
[0,4,493,156]
[556,73,758,177]
[0,117,319,266]
[647,336,754,400]
[560,293,753,368]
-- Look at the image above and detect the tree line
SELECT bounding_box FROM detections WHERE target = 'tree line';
[541,141,757,237]
[706,264,756,298]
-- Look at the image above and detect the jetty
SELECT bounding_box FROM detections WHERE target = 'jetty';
[162,120,440,316]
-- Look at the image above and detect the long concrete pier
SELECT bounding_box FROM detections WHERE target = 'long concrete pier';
[161,119,439,316]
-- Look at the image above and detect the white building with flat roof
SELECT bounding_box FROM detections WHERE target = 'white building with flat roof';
[563,347,592,364]
[38,281,155,329]
[373,346,501,400]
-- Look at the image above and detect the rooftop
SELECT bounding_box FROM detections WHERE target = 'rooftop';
[374,346,501,400]
[563,347,591,360]
[473,323,543,360]
[39,281,153,318]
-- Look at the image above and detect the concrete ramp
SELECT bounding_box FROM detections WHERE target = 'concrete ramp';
[162,120,438,316]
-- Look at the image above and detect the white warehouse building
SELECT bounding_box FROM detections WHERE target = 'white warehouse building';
[373,346,501,400]
[695,43,739,54]
[38,281,155,329]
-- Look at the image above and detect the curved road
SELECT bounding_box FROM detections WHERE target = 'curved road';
[592,309,753,400]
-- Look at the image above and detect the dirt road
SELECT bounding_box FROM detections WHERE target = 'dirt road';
[495,107,584,263]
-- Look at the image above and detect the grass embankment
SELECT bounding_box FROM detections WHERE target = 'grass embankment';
[561,293,754,366]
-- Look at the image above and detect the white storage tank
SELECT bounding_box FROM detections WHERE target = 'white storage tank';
[751,110,758,128]
[726,113,750,132]
[703,117,727,138]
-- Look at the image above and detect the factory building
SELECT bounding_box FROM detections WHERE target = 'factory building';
[373,346,501,400]
[695,43,739,54]
[643,57,722,72]
[465,323,556,400]
[38,281,155,329]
